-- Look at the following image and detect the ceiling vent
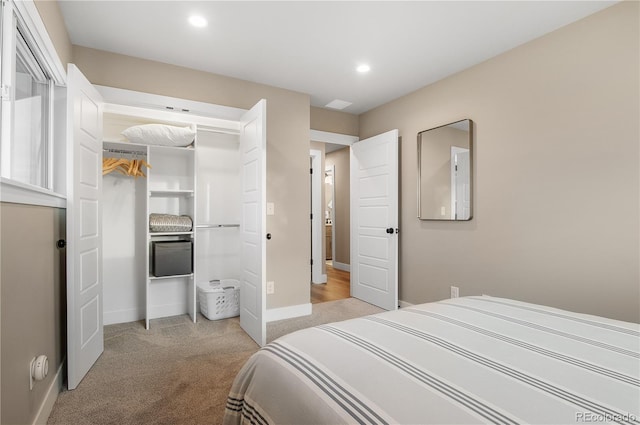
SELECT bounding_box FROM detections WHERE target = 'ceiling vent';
[324,99,352,110]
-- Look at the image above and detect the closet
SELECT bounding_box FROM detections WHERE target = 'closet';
[101,100,245,329]
[65,65,266,389]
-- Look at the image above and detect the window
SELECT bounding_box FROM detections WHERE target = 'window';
[2,28,52,187]
[0,0,66,206]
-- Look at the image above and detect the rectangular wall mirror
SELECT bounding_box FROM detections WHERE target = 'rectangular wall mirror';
[418,119,473,220]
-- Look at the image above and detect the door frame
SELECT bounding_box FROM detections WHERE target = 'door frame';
[309,130,358,283]
[325,164,336,262]
[450,146,470,220]
[310,149,326,284]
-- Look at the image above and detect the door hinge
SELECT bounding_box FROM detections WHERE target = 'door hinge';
[310,168,313,174]
[310,213,313,220]
[0,84,10,101]
[310,259,313,266]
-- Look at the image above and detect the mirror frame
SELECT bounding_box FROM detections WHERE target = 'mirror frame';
[417,119,474,221]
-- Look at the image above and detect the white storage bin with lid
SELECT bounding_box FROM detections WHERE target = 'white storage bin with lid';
[197,279,240,320]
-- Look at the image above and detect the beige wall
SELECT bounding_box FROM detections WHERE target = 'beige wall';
[34,1,72,67]
[325,148,350,266]
[1,203,66,424]
[359,1,639,322]
[72,47,311,310]
[311,107,358,136]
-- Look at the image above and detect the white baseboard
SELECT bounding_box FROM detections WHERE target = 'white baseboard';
[33,361,64,425]
[104,308,144,325]
[148,303,188,320]
[398,300,414,308]
[311,274,327,284]
[266,303,312,322]
[332,261,350,272]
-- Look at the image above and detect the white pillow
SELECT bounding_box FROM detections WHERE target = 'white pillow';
[121,124,195,147]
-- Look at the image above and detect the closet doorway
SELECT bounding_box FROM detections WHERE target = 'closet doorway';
[309,131,358,304]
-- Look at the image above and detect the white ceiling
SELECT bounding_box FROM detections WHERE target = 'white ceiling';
[58,1,617,115]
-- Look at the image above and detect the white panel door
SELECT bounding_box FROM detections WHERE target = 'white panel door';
[451,147,471,220]
[239,99,266,346]
[350,129,399,311]
[66,64,104,389]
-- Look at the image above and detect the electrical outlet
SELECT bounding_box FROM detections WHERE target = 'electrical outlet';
[450,286,459,298]
[267,281,275,294]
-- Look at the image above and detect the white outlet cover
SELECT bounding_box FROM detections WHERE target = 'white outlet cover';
[450,286,459,298]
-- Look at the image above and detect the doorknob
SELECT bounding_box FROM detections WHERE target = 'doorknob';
[56,239,66,248]
[266,233,272,240]
[386,228,394,234]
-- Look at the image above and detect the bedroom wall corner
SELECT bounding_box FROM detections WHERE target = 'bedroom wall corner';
[34,0,73,67]
[310,107,359,136]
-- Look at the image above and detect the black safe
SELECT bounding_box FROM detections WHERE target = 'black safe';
[151,241,193,277]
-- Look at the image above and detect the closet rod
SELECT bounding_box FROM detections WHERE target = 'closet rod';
[196,224,240,229]
[103,148,147,156]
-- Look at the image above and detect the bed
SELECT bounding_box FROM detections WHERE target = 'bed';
[223,296,640,424]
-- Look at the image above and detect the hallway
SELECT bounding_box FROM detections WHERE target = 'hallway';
[310,262,350,304]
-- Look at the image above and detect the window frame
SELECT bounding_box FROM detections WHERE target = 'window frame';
[1,0,66,208]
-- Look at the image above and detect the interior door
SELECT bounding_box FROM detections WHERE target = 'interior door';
[350,129,399,311]
[451,147,471,220]
[239,99,267,346]
[66,64,104,389]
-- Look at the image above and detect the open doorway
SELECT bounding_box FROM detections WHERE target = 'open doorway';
[311,163,350,304]
[309,131,358,304]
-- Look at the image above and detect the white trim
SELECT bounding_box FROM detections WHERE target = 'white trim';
[312,274,327,285]
[310,149,326,284]
[398,300,414,309]
[310,129,358,146]
[326,164,336,262]
[265,303,312,322]
[147,302,189,320]
[96,85,247,122]
[32,361,64,425]
[12,1,66,85]
[332,261,351,272]
[103,308,144,326]
[1,178,66,208]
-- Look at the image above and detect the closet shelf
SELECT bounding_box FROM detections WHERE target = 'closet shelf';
[149,189,194,197]
[149,231,194,237]
[149,273,194,281]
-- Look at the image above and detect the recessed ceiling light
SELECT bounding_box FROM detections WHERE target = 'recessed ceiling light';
[356,64,371,73]
[325,99,353,110]
[188,15,208,28]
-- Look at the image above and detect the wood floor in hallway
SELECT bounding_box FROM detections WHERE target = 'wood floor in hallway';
[311,261,350,304]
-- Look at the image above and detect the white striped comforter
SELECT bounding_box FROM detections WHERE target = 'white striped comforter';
[223,296,640,425]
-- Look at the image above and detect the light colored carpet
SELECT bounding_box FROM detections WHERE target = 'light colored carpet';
[267,297,383,343]
[47,298,383,425]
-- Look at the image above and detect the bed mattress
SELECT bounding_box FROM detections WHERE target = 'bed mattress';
[223,296,640,425]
